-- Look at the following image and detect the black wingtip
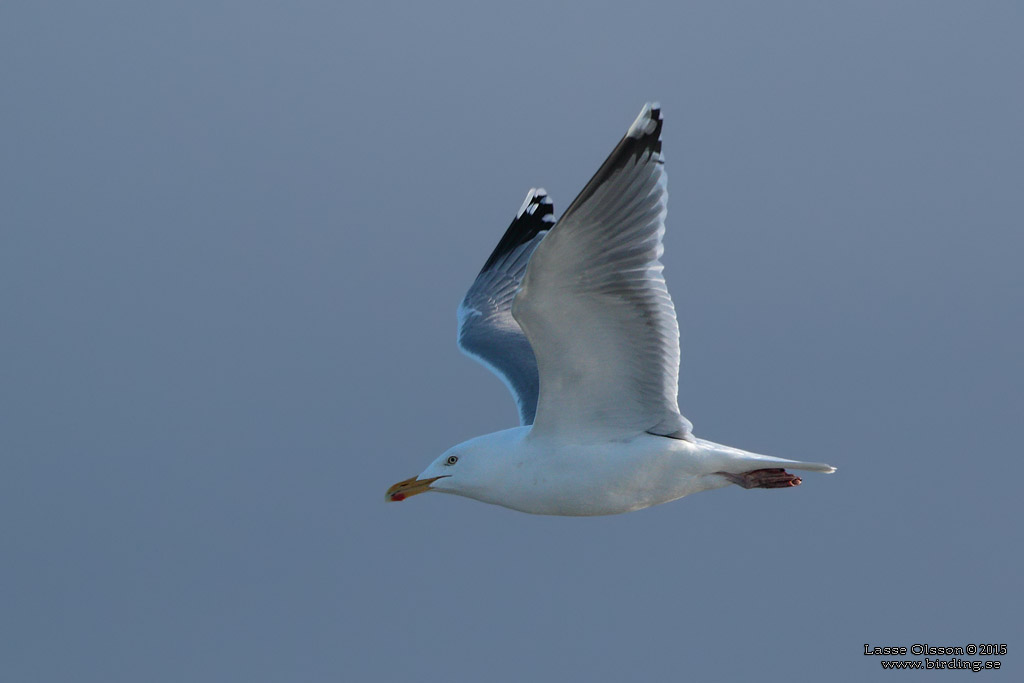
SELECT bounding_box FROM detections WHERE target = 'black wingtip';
[561,103,665,215]
[480,188,554,273]
[625,102,663,159]
[517,187,555,222]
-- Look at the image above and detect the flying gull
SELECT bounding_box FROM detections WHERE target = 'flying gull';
[387,103,835,516]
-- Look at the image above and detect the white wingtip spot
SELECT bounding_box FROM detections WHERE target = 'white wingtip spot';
[516,188,551,218]
[627,102,661,139]
[516,190,537,218]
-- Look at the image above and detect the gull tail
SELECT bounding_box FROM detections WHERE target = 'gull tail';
[700,439,836,490]
[760,458,836,474]
[712,446,836,474]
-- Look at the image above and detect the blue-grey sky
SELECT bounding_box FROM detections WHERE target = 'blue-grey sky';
[2,2,1021,681]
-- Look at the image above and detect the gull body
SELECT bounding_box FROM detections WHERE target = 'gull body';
[418,428,834,516]
[387,104,835,516]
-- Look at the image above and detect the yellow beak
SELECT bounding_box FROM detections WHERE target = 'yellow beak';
[386,475,448,502]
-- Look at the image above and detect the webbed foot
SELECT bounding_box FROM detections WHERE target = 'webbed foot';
[718,468,802,489]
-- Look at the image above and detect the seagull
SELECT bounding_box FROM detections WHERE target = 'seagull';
[387,103,835,516]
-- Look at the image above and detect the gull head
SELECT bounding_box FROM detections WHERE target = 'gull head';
[386,446,478,503]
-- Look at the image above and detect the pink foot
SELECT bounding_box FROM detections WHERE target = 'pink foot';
[719,468,802,489]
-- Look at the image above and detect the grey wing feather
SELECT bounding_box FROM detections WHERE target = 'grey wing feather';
[512,104,693,440]
[457,189,554,425]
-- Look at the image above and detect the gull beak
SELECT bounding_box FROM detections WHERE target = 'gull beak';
[386,475,448,502]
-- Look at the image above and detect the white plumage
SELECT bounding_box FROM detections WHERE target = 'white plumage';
[388,104,835,516]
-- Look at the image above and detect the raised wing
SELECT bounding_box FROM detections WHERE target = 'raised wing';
[512,104,693,440]
[457,188,554,425]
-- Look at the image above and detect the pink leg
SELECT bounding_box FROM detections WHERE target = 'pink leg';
[718,468,802,489]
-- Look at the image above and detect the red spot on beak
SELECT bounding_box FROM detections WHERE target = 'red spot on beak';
[391,492,406,502]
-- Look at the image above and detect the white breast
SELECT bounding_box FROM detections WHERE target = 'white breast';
[448,430,732,516]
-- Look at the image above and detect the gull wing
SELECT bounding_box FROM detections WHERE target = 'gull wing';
[457,189,554,425]
[512,104,693,440]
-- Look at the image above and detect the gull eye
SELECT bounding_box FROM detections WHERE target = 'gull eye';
[445,455,459,466]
